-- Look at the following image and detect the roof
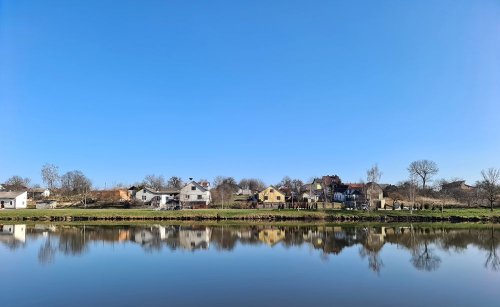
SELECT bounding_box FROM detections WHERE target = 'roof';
[0,184,28,191]
[184,181,208,192]
[347,183,364,189]
[29,188,49,193]
[0,191,26,199]
[143,187,180,194]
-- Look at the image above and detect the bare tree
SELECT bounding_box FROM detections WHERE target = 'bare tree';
[239,178,265,192]
[367,164,382,183]
[478,168,500,212]
[60,170,92,206]
[4,176,30,190]
[142,174,166,191]
[41,163,60,190]
[212,176,239,206]
[408,160,439,190]
[166,176,183,189]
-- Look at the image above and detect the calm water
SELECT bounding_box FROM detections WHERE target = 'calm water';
[1,223,499,307]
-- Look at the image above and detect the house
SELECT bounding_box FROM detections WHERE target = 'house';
[258,186,285,208]
[28,188,50,199]
[0,191,28,209]
[301,192,319,203]
[344,184,365,209]
[134,187,179,206]
[179,181,211,209]
[333,184,349,202]
[365,182,385,209]
[236,187,254,196]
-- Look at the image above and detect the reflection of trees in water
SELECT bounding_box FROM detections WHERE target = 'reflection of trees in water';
[20,224,500,272]
[38,234,56,265]
[482,228,500,271]
[410,241,441,272]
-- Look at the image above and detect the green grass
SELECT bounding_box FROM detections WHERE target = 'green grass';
[0,208,499,222]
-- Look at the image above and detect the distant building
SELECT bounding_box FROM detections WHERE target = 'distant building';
[442,181,475,191]
[179,181,211,209]
[28,188,50,199]
[0,191,28,209]
[365,182,385,209]
[236,187,254,196]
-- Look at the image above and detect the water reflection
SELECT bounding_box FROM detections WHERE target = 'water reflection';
[1,223,499,273]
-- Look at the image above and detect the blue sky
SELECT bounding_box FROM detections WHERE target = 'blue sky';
[1,0,499,188]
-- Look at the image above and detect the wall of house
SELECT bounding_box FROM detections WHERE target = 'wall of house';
[258,187,285,203]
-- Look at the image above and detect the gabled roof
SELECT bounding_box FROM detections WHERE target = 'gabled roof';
[184,181,208,192]
[0,191,26,199]
[259,186,285,196]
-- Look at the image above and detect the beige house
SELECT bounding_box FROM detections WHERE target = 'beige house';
[365,182,385,209]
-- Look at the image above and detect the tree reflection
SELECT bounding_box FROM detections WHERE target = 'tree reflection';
[484,228,500,271]
[410,241,441,272]
[38,233,56,265]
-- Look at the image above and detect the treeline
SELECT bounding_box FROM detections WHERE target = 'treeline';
[2,160,500,210]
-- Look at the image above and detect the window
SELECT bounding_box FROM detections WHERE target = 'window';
[277,196,281,201]
[191,186,196,191]
[264,196,269,201]
[197,195,202,200]
[270,189,274,193]
[143,189,147,193]
[142,195,146,200]
[185,195,190,199]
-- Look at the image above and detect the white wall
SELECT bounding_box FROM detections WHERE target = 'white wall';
[134,188,157,202]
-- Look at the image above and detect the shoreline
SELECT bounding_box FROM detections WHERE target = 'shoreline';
[0,208,499,223]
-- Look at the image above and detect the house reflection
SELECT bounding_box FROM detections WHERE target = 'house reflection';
[0,224,26,249]
[258,229,285,246]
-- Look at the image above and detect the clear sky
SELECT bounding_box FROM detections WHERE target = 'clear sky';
[1,0,499,188]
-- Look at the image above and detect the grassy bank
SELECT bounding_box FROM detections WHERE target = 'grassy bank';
[0,208,499,222]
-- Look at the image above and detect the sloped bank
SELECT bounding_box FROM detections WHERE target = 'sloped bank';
[0,208,499,223]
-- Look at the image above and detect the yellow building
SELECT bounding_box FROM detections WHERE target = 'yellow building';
[258,186,285,203]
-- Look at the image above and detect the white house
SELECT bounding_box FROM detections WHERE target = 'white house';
[133,187,179,206]
[333,191,346,202]
[0,191,28,209]
[179,181,211,208]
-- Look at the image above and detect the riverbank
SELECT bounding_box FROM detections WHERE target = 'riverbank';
[0,208,499,222]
